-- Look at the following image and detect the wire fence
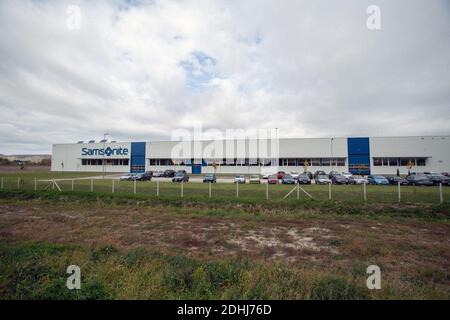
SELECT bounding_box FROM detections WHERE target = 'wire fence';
[0,175,448,204]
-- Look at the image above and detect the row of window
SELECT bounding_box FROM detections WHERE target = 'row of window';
[372,157,426,167]
[148,158,347,167]
[81,159,129,166]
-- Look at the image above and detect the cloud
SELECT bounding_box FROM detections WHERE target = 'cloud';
[0,0,449,154]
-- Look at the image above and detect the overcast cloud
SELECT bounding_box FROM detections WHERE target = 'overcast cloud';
[0,0,449,154]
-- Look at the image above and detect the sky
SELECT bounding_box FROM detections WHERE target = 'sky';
[0,0,449,154]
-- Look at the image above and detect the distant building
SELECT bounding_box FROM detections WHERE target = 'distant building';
[51,136,450,175]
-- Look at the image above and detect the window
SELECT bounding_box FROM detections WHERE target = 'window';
[373,158,382,166]
[416,158,426,166]
[382,158,389,166]
[389,158,398,166]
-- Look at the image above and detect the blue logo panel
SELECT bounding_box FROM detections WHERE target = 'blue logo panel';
[347,138,371,175]
[130,142,146,173]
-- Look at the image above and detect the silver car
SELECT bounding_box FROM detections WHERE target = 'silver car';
[315,174,331,184]
[348,175,368,185]
[234,175,246,184]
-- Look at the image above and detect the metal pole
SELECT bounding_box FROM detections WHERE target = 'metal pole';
[157,180,159,197]
[17,177,20,189]
[112,179,115,193]
[34,178,37,191]
[439,183,443,204]
[181,181,184,197]
[71,179,74,191]
[236,182,239,198]
[328,182,331,200]
[397,181,401,203]
[133,179,136,194]
[209,182,211,198]
[297,184,300,200]
[90,179,93,192]
[363,182,367,202]
[266,182,269,200]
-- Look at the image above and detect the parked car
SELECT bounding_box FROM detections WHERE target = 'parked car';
[202,174,216,183]
[281,174,296,184]
[267,175,278,184]
[163,169,176,177]
[425,173,450,186]
[297,173,311,184]
[176,170,187,175]
[314,171,327,179]
[152,171,164,177]
[234,175,246,184]
[134,172,152,181]
[172,172,189,182]
[328,171,339,179]
[290,172,300,179]
[331,174,347,185]
[341,172,353,180]
[276,171,286,179]
[442,172,449,177]
[406,175,433,186]
[386,176,408,185]
[120,173,133,181]
[304,171,313,179]
[261,172,273,179]
[249,175,261,184]
[348,175,368,185]
[315,174,331,184]
[368,175,389,185]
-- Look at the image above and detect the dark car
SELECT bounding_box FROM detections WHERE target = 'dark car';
[176,170,187,175]
[163,169,176,177]
[331,174,347,184]
[328,171,339,179]
[276,171,286,179]
[314,170,327,179]
[406,175,433,186]
[134,172,152,181]
[304,171,313,179]
[281,174,296,184]
[367,175,389,185]
[297,173,311,185]
[386,176,408,185]
[426,173,450,186]
[172,172,189,182]
[203,174,216,183]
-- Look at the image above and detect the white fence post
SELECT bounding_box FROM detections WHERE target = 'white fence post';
[297,184,300,200]
[133,179,137,194]
[363,182,367,202]
[266,182,269,200]
[397,181,401,203]
[439,183,443,204]
[90,179,93,192]
[157,180,160,197]
[71,179,74,191]
[328,183,331,200]
[17,177,20,189]
[236,182,239,198]
[112,179,115,193]
[209,182,212,198]
[34,178,37,191]
[181,181,184,198]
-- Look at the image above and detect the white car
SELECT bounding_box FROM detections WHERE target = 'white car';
[341,172,353,180]
[152,171,164,177]
[234,175,246,184]
[119,173,133,181]
[290,172,300,179]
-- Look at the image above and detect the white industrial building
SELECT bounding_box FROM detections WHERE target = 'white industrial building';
[51,136,450,175]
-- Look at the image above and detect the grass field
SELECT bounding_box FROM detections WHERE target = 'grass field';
[0,171,448,204]
[0,171,449,300]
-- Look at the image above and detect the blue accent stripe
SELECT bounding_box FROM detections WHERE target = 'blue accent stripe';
[130,142,146,173]
[347,138,371,175]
